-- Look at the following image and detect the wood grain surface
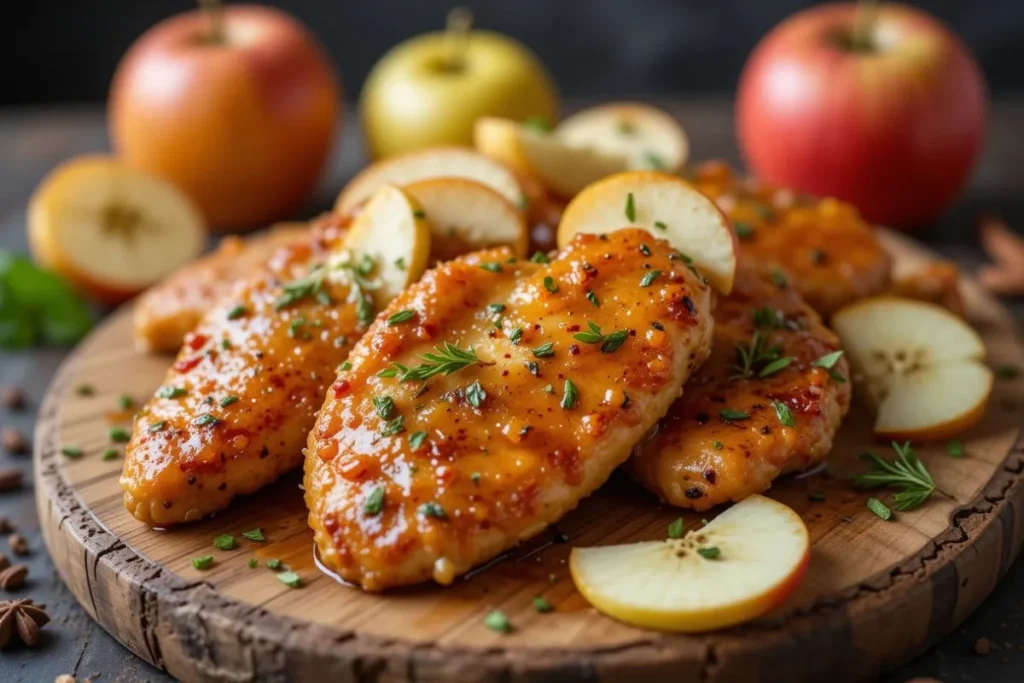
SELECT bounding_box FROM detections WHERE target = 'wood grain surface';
[30,229,1024,682]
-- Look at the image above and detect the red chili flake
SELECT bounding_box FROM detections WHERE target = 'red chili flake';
[332,380,351,398]
[174,355,204,373]
[185,333,209,352]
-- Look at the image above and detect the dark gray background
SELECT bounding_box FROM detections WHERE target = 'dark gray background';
[1,0,1022,105]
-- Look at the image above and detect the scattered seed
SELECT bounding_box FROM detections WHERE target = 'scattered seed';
[1,429,27,455]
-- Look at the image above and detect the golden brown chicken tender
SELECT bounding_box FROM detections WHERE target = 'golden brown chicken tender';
[305,229,716,590]
[628,264,852,510]
[690,161,892,317]
[122,240,367,526]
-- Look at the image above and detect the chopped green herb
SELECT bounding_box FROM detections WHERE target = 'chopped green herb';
[108,427,130,443]
[533,596,554,613]
[364,486,386,515]
[61,445,83,458]
[530,251,550,264]
[372,395,395,420]
[532,342,555,358]
[697,547,721,560]
[148,421,167,433]
[769,268,789,289]
[221,338,232,350]
[752,307,786,330]
[242,528,266,542]
[192,555,214,570]
[419,501,447,519]
[573,321,628,353]
[508,327,523,345]
[466,380,487,408]
[157,386,188,399]
[586,290,600,307]
[720,408,750,421]
[219,395,240,408]
[385,343,487,383]
[731,331,785,380]
[339,361,352,372]
[381,415,405,437]
[487,303,506,315]
[387,310,416,326]
[867,497,893,520]
[75,384,94,396]
[118,394,134,411]
[813,350,844,370]
[226,305,248,320]
[194,414,221,427]
[854,441,937,511]
[759,356,795,378]
[639,244,651,256]
[409,431,428,450]
[772,400,795,427]
[734,221,754,240]
[265,558,281,570]
[543,276,559,293]
[471,472,481,484]
[625,192,637,222]
[412,209,426,219]
[101,448,119,461]
[947,440,965,458]
[713,440,723,450]
[480,262,503,273]
[356,295,374,325]
[667,518,685,539]
[277,571,301,588]
[640,270,661,287]
[248,558,258,569]
[653,221,668,231]
[561,379,579,410]
[394,257,406,271]
[274,266,330,310]
[523,116,551,133]
[483,609,511,632]
[213,534,236,551]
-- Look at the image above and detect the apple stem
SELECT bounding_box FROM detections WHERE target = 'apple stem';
[851,0,879,52]
[443,7,473,72]
[197,0,225,44]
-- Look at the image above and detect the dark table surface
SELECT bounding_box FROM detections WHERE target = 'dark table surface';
[0,97,1022,683]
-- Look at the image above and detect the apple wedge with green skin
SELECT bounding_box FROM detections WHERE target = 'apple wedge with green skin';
[570,494,810,633]
[328,185,431,309]
[558,171,738,295]
[334,147,525,217]
[831,296,992,441]
[403,178,529,261]
[558,102,690,173]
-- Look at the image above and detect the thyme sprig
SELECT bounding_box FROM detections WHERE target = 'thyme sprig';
[379,343,491,383]
[730,331,793,380]
[853,441,946,511]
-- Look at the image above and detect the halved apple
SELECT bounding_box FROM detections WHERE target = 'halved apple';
[570,494,809,633]
[831,296,992,441]
[329,185,431,308]
[334,147,525,217]
[403,178,528,262]
[474,117,632,199]
[557,102,690,173]
[28,155,206,305]
[558,171,737,294]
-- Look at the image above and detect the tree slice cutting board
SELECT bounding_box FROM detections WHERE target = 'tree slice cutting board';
[35,231,1024,683]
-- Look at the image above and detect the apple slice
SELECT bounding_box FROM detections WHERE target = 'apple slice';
[558,171,738,294]
[831,297,992,441]
[335,147,525,216]
[403,178,528,262]
[570,494,809,633]
[329,185,431,308]
[28,155,206,305]
[474,116,632,198]
[557,102,690,173]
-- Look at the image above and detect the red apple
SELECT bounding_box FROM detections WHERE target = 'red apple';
[736,3,987,228]
[109,4,342,231]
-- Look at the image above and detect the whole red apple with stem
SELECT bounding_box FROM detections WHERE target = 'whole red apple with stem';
[109,1,342,231]
[736,1,987,228]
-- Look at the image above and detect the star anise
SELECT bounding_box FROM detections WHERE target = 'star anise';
[0,599,50,648]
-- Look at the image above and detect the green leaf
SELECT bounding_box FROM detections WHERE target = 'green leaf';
[697,546,720,560]
[483,609,511,632]
[364,486,385,515]
[625,192,637,222]
[772,401,795,427]
[220,395,240,408]
[192,555,214,570]
[277,571,301,588]
[586,290,600,308]
[157,386,188,399]
[508,327,523,345]
[242,528,266,542]
[213,534,236,551]
[667,518,684,539]
[947,440,965,458]
[101,448,119,461]
[720,408,750,421]
[409,431,428,450]
[0,253,92,347]
[387,309,416,326]
[466,380,486,408]
[381,414,405,437]
[265,558,282,570]
[813,350,844,370]
[372,395,395,420]
[61,445,83,458]
[530,251,551,264]
[640,270,661,287]
[479,262,503,273]
[561,379,579,410]
[866,497,893,520]
[734,221,755,240]
[758,356,794,378]
[532,342,555,358]
[533,597,553,613]
[108,427,131,443]
[543,276,559,293]
[419,501,447,519]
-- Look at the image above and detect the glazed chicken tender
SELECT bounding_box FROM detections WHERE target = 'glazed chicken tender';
[122,241,367,526]
[628,264,851,510]
[305,229,715,590]
[691,161,892,317]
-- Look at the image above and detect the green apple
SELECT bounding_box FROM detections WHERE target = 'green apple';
[361,28,559,160]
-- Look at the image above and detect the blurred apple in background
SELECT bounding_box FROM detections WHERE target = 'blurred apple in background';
[736,1,987,229]
[361,8,559,160]
[109,2,341,231]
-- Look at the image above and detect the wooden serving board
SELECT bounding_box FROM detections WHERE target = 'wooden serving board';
[35,231,1024,683]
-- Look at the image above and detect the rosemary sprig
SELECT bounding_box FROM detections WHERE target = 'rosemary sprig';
[853,441,944,511]
[380,343,490,383]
